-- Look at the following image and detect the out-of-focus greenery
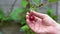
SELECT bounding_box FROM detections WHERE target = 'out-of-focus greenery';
[48,0,58,3]
[0,9,5,20]
[47,9,57,21]
[0,0,59,34]
[20,25,29,32]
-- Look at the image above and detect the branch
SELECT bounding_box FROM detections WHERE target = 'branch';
[36,1,59,8]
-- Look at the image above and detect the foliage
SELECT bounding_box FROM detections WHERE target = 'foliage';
[0,9,5,20]
[21,0,28,7]
[20,25,35,34]
[47,9,57,21]
[20,25,29,32]
[48,0,58,3]
[0,9,5,26]
[10,7,24,20]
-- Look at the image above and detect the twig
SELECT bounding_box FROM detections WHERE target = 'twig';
[36,2,59,8]
[8,0,17,16]
[26,0,30,9]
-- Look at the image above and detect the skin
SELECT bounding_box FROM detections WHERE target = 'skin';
[26,10,60,34]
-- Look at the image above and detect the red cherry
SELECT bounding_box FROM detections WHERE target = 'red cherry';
[29,15,35,21]
[29,13,35,21]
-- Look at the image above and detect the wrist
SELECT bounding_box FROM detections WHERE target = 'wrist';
[54,24,60,34]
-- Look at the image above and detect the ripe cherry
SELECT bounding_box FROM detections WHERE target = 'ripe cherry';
[29,13,35,21]
[29,15,35,21]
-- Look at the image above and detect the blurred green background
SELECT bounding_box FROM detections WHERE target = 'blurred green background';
[0,0,60,34]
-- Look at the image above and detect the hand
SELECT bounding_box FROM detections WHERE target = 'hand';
[26,10,60,34]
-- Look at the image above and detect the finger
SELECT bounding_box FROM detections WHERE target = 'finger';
[34,16,42,25]
[35,16,42,26]
[26,12,29,15]
[26,15,29,19]
[26,19,35,30]
[26,13,36,24]
[26,12,30,19]
[30,10,46,19]
[34,16,42,32]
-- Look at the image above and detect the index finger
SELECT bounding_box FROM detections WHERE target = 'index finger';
[30,10,46,19]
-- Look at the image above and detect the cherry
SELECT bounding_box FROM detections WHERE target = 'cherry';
[29,15,35,21]
[29,13,35,21]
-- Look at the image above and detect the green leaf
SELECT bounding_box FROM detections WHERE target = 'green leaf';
[48,0,58,3]
[47,9,54,16]
[20,19,26,26]
[19,10,27,26]
[51,15,57,20]
[10,7,24,20]
[20,25,29,32]
[21,0,28,7]
[29,30,35,34]
[2,17,12,21]
[0,9,5,20]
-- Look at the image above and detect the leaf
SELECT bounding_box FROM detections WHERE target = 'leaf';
[20,19,26,26]
[48,0,58,3]
[2,17,12,21]
[0,9,5,20]
[21,0,28,7]
[19,10,27,26]
[47,9,54,16]
[20,25,29,32]
[10,7,24,20]
[27,30,35,34]
[51,15,57,20]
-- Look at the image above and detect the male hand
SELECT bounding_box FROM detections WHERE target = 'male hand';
[26,10,60,34]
